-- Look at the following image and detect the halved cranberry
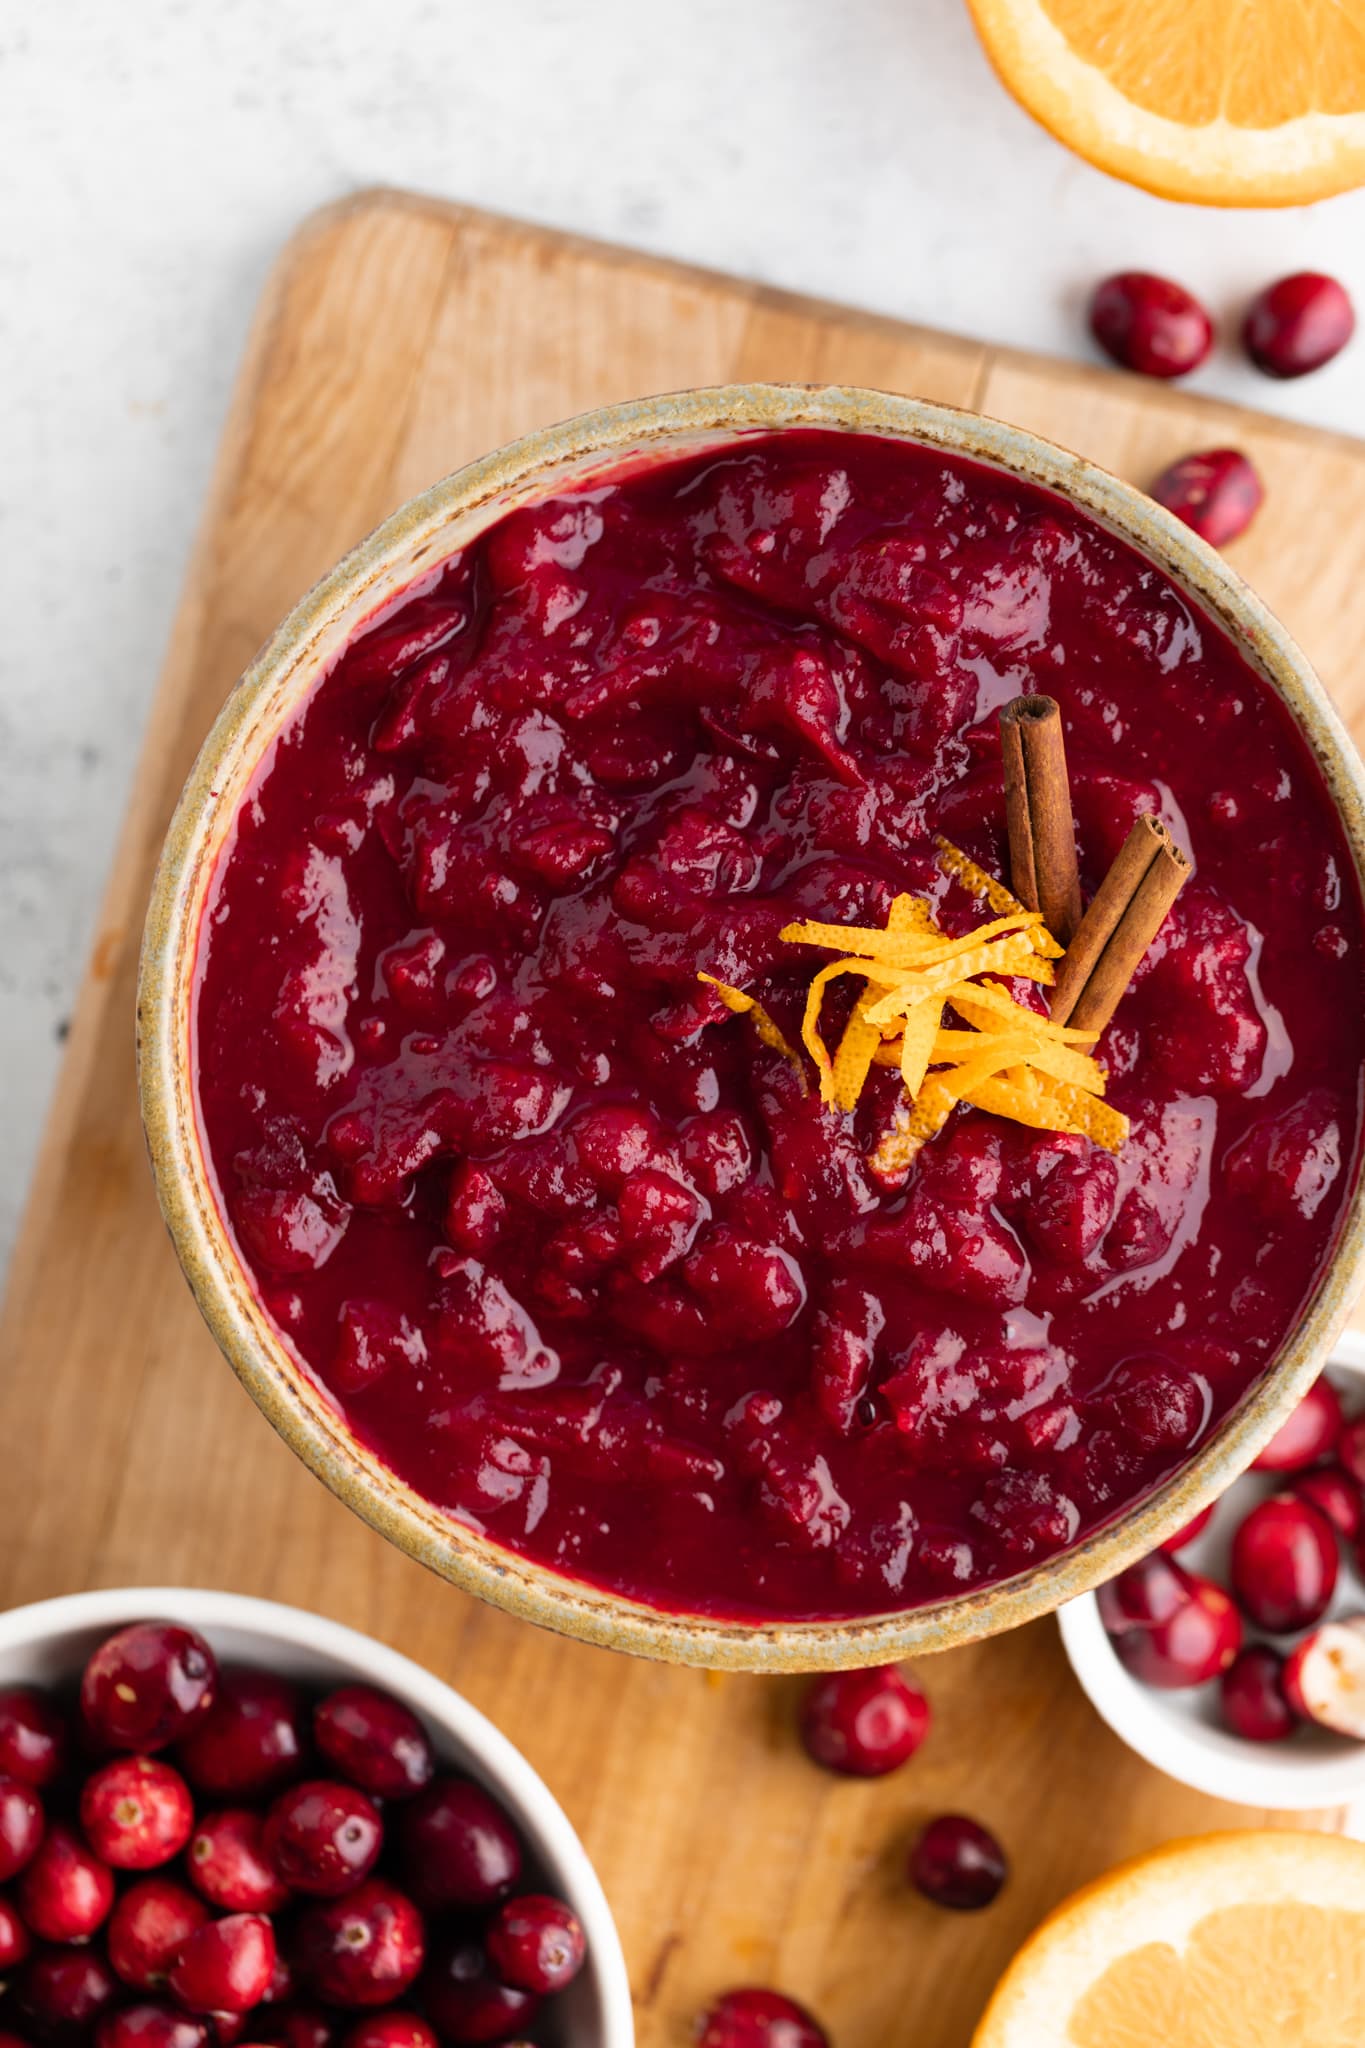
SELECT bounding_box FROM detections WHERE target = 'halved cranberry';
[0,1891,31,1968]
[16,1946,119,2041]
[1090,271,1213,379]
[1283,1620,1365,1735]
[293,1880,425,2008]
[1159,1503,1215,1553]
[0,1777,44,1880]
[16,1823,114,1941]
[420,1935,539,2046]
[80,1757,194,1869]
[398,1778,521,1909]
[485,1893,586,1995]
[1293,1466,1362,1540]
[1243,272,1355,379]
[312,1689,433,1802]
[1252,1377,1343,1472]
[169,1915,277,2016]
[1099,1559,1242,1687]
[107,1877,210,1990]
[909,1814,1007,1910]
[341,2017,436,2048]
[1150,450,1263,548]
[798,1666,929,1776]
[697,1989,829,2048]
[263,1780,382,1897]
[1219,1646,1297,1742]
[177,1671,307,1800]
[1230,1493,1338,1633]
[97,2004,209,2048]
[0,1691,66,1788]
[189,1811,290,1912]
[81,1623,217,1753]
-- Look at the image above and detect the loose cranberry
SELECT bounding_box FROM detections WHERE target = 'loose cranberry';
[1252,1376,1343,1472]
[1150,449,1263,548]
[263,1780,382,1897]
[697,1989,829,2048]
[1230,1493,1338,1633]
[0,1891,31,1968]
[16,1947,119,2041]
[909,1814,1008,1910]
[1283,1620,1365,1735]
[108,1877,211,1990]
[1097,1552,1189,1631]
[312,1690,433,1803]
[189,1810,290,1912]
[0,1778,44,1881]
[170,1916,277,2016]
[293,1880,425,2009]
[251,2008,333,2048]
[398,1779,520,1909]
[420,1936,539,2046]
[1219,1645,1297,1742]
[16,1824,114,1941]
[1243,272,1356,379]
[485,1893,586,1995]
[0,1691,66,1789]
[177,1671,307,1800]
[80,1757,194,1869]
[1159,1503,1215,1553]
[97,2004,210,2048]
[1090,271,1213,379]
[81,1623,217,1753]
[342,2019,436,2048]
[798,1665,929,1777]
[1099,1560,1242,1687]
[1293,1466,1362,1540]
[1339,1417,1365,1488]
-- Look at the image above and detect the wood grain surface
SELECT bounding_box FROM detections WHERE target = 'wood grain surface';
[5,190,1365,2048]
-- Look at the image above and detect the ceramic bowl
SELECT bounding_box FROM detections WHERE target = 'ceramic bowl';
[138,382,1365,1672]
[0,1585,633,2045]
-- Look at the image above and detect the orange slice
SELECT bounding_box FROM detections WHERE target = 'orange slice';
[964,0,1365,206]
[973,1831,1365,2048]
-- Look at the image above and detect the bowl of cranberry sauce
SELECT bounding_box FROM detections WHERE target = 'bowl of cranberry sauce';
[140,384,1365,1670]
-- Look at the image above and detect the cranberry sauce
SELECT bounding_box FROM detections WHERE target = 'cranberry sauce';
[193,430,1365,1620]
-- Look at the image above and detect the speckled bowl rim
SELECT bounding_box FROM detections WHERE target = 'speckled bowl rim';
[138,382,1365,1673]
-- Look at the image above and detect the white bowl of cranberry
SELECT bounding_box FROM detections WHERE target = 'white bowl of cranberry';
[0,1588,633,2048]
[1060,1346,1365,1809]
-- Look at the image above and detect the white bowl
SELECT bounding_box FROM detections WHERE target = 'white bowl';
[1059,1343,1365,1811]
[0,1587,634,2046]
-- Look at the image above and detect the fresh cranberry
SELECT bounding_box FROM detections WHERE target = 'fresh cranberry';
[1219,1645,1297,1742]
[0,1891,31,1968]
[263,1780,381,1897]
[96,2004,210,2048]
[170,1915,277,2016]
[0,1691,66,1788]
[909,1814,1008,1910]
[0,1778,43,1881]
[697,1989,829,2048]
[1252,1376,1343,1472]
[1099,1559,1242,1686]
[1096,1551,1189,1631]
[1293,1465,1362,1540]
[398,1778,520,1909]
[210,2019,248,2048]
[1243,272,1355,379]
[1339,1417,1365,1488]
[420,1936,539,2046]
[81,1623,217,1753]
[1283,1620,1365,1735]
[177,1670,307,1801]
[1150,449,1263,548]
[80,1757,194,1869]
[798,1665,929,1776]
[293,1880,425,2008]
[1230,1493,1338,1633]
[312,1690,432,1802]
[250,2008,334,2048]
[1159,1503,1215,1553]
[1090,271,1213,379]
[16,1823,114,1941]
[342,2018,436,2048]
[189,1810,290,1912]
[485,1893,586,1995]
[16,1947,119,2041]
[108,1877,210,1990]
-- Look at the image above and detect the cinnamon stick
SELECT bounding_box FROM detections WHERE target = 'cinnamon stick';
[999,695,1083,945]
[1050,813,1191,1033]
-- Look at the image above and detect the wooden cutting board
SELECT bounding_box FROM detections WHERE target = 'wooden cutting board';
[6,189,1365,2048]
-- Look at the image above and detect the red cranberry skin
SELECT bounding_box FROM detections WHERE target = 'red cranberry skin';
[0,1891,32,1968]
[1219,1645,1297,1742]
[697,1989,829,2048]
[1159,1503,1215,1553]
[342,2019,436,2048]
[16,1946,119,2041]
[1150,449,1263,548]
[251,2008,334,2048]
[1244,272,1356,379]
[1090,271,1213,379]
[420,1936,539,2046]
[1252,1377,1343,1472]
[909,1814,1008,1911]
[177,1671,307,1801]
[1293,1466,1363,1540]
[97,2004,210,2048]
[0,1691,67,1789]
[397,1779,521,1909]
[16,1823,114,1942]
[292,1880,425,2009]
[798,1666,930,1777]
[1100,1562,1242,1687]
[1096,1552,1190,1633]
[263,1780,382,1898]
[1230,1493,1338,1633]
[312,1690,433,1803]
[0,1777,44,1881]
[81,1624,217,1754]
[80,1757,195,1870]
[189,1810,290,1913]
[108,1877,211,1991]
[1339,1418,1365,1488]
[485,1893,586,1995]
[170,1915,277,2016]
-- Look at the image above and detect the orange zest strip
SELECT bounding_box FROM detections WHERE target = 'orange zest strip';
[696,972,808,1092]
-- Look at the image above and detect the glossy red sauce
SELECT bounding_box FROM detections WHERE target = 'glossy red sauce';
[194,431,1365,1619]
